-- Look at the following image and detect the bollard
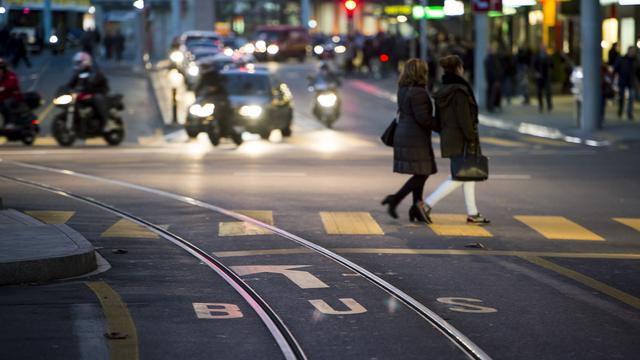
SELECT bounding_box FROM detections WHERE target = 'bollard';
[172,87,178,124]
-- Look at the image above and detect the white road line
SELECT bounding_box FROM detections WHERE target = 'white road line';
[490,174,532,180]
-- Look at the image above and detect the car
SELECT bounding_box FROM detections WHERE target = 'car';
[251,25,309,62]
[185,68,294,143]
[169,30,223,69]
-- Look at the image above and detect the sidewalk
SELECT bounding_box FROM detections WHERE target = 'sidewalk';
[351,76,640,146]
[0,208,96,285]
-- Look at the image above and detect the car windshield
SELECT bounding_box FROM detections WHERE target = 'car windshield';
[256,31,283,42]
[223,74,271,96]
[185,37,219,48]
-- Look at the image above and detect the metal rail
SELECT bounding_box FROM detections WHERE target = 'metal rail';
[3,160,492,360]
[0,174,306,360]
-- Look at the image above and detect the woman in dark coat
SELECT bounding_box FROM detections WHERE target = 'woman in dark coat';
[423,55,489,224]
[382,59,438,222]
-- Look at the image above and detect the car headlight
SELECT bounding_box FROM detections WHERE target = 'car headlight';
[267,44,279,55]
[170,50,184,63]
[53,94,73,105]
[238,105,263,119]
[255,40,266,53]
[334,45,346,54]
[313,45,324,55]
[187,64,199,77]
[317,93,337,107]
[243,43,256,54]
[189,103,215,117]
[49,35,58,44]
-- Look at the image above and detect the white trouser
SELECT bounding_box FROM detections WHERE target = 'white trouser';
[424,177,479,216]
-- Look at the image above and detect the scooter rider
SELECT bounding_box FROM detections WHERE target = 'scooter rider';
[0,58,22,127]
[195,67,239,140]
[314,61,341,88]
[65,52,111,130]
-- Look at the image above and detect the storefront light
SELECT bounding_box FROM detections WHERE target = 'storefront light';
[503,6,517,16]
[88,6,95,14]
[619,0,640,5]
[308,19,317,29]
[397,15,408,23]
[503,0,536,6]
[444,0,464,16]
[528,10,543,26]
[601,40,609,49]
[0,7,6,14]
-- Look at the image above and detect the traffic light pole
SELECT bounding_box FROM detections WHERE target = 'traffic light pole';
[419,0,428,62]
[43,0,52,46]
[580,0,601,133]
[474,12,488,109]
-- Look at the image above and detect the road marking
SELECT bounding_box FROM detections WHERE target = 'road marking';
[34,136,57,146]
[85,138,107,146]
[480,136,526,147]
[320,212,384,235]
[309,298,367,315]
[521,256,640,310]
[86,281,139,360]
[233,172,307,177]
[25,210,74,224]
[219,210,275,236]
[522,136,571,147]
[213,247,640,260]
[489,174,532,180]
[36,102,55,122]
[428,214,493,237]
[436,298,497,313]
[101,219,159,239]
[231,265,330,289]
[193,303,243,319]
[612,218,640,233]
[515,216,604,241]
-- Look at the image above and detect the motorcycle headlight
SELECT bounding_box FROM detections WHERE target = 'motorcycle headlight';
[334,45,346,54]
[267,44,279,55]
[189,103,215,117]
[53,94,73,105]
[317,93,337,107]
[255,40,266,53]
[238,105,263,119]
[187,64,199,77]
[170,50,184,64]
[313,45,324,55]
[49,35,58,44]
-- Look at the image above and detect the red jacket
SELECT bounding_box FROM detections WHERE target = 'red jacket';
[0,71,22,102]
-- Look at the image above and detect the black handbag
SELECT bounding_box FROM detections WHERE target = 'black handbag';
[380,115,398,147]
[451,145,489,181]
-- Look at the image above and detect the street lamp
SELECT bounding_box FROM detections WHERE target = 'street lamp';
[133,0,144,10]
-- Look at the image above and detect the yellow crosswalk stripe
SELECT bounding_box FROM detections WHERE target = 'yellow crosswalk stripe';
[85,138,107,146]
[34,136,58,146]
[428,214,492,237]
[515,216,604,241]
[522,136,571,147]
[480,136,526,147]
[102,219,159,239]
[320,212,384,235]
[612,218,640,232]
[218,210,274,236]
[25,210,75,224]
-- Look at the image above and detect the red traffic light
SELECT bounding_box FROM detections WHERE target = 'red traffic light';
[344,0,357,12]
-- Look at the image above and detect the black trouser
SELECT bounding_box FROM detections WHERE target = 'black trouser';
[487,81,501,111]
[537,78,552,111]
[0,99,14,126]
[12,52,31,68]
[92,94,110,129]
[394,175,429,205]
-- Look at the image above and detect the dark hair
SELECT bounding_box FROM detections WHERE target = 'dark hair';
[398,58,428,87]
[439,55,463,74]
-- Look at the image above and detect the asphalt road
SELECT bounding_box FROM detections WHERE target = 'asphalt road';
[1,55,639,360]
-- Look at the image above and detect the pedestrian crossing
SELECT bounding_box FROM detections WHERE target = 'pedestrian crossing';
[22,209,640,242]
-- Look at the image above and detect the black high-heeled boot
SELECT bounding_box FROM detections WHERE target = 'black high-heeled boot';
[381,194,398,219]
[409,203,432,224]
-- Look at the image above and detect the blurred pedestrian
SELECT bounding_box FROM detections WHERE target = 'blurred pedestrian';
[516,44,532,104]
[381,58,438,223]
[104,32,113,60]
[10,33,31,69]
[0,27,10,56]
[600,63,615,128]
[484,43,502,112]
[114,30,125,61]
[424,55,490,225]
[613,46,638,120]
[608,42,619,67]
[0,58,22,127]
[533,44,553,112]
[502,48,517,105]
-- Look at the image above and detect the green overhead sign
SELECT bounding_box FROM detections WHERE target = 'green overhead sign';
[412,5,446,20]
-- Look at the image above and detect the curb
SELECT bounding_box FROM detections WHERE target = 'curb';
[0,224,97,285]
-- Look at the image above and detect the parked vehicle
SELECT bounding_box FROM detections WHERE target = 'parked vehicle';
[252,26,308,62]
[51,77,125,146]
[186,68,293,145]
[0,92,42,145]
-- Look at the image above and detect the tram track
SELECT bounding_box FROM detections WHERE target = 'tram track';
[1,160,492,360]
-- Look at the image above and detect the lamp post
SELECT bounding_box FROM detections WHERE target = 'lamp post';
[169,69,184,125]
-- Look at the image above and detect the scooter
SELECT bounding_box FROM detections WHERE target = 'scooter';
[51,83,125,147]
[309,77,341,128]
[0,92,42,145]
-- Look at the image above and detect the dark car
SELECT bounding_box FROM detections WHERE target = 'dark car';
[252,25,309,62]
[185,68,294,144]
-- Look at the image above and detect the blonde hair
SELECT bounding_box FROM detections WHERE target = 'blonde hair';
[439,55,463,74]
[398,58,428,87]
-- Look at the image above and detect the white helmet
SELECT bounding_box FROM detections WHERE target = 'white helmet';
[73,52,93,70]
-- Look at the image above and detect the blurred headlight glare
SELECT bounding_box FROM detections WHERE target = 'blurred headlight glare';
[239,105,263,119]
[334,45,346,54]
[255,40,266,53]
[170,50,184,63]
[189,103,215,117]
[313,45,324,55]
[267,44,279,55]
[317,93,337,107]
[53,94,73,105]
[187,64,199,77]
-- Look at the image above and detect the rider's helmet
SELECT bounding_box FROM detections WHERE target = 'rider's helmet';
[73,52,93,71]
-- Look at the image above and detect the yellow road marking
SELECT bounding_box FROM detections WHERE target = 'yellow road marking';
[34,136,58,146]
[37,102,55,122]
[213,247,640,260]
[522,136,571,147]
[85,138,107,146]
[521,256,640,310]
[86,281,139,360]
[219,210,274,236]
[428,214,492,237]
[101,219,159,239]
[515,216,604,241]
[25,210,75,224]
[480,136,526,147]
[320,212,384,235]
[613,218,640,232]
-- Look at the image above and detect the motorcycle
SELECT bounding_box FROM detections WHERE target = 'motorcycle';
[0,92,42,145]
[186,97,243,146]
[51,81,125,147]
[309,77,341,128]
